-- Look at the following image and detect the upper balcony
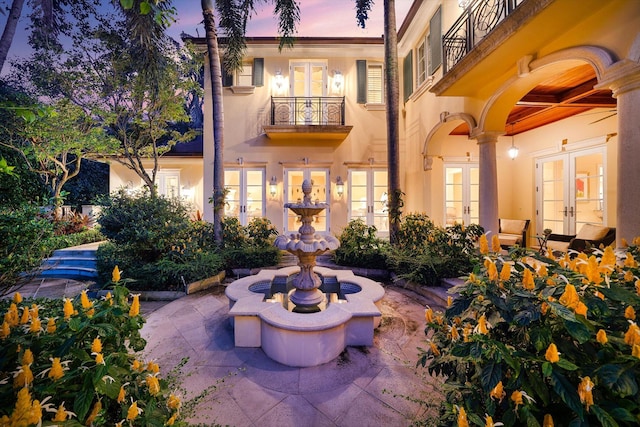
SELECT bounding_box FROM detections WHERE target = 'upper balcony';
[263,96,353,143]
[432,0,614,98]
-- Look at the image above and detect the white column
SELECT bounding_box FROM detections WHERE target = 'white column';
[475,132,501,239]
[596,60,640,246]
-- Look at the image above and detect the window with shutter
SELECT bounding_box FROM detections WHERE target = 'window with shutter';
[403,52,413,102]
[252,58,264,86]
[367,63,383,104]
[356,60,367,104]
[417,40,426,86]
[428,7,442,75]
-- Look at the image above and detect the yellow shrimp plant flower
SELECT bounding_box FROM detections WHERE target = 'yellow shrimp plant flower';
[596,329,608,345]
[545,343,560,363]
[578,376,594,412]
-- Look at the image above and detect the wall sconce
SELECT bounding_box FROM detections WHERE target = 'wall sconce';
[269,176,278,197]
[335,176,344,198]
[508,124,519,160]
[333,70,343,90]
[274,70,284,89]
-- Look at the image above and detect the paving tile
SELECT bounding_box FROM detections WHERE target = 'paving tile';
[303,383,365,422]
[256,395,335,427]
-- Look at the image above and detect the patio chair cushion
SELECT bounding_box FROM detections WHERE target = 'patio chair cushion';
[575,223,610,241]
[498,218,530,248]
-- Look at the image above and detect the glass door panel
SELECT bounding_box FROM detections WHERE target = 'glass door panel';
[245,170,265,222]
[224,170,241,217]
[444,164,477,226]
[284,169,329,233]
[224,169,265,224]
[540,157,566,234]
[347,169,388,234]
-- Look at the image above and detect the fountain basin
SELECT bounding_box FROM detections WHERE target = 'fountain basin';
[226,266,385,367]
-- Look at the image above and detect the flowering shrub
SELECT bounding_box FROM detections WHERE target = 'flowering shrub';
[0,271,185,426]
[333,219,389,269]
[420,235,640,426]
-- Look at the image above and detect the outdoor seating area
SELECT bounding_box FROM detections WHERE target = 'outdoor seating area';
[498,218,530,249]
[546,223,616,255]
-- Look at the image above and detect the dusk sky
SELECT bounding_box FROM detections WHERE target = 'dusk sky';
[4,0,414,72]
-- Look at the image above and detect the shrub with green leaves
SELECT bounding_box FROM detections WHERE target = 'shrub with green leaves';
[419,235,640,426]
[333,219,389,269]
[0,283,185,425]
[221,216,280,270]
[97,189,192,262]
[388,215,484,286]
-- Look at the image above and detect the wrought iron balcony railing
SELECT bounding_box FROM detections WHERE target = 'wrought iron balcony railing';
[270,97,346,126]
[443,0,526,74]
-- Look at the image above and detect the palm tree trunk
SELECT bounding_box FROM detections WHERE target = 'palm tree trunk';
[202,0,225,244]
[0,0,26,74]
[384,0,401,245]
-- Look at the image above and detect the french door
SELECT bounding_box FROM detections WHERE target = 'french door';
[224,168,265,225]
[536,146,605,235]
[444,163,479,226]
[284,169,329,233]
[290,62,327,124]
[348,169,389,234]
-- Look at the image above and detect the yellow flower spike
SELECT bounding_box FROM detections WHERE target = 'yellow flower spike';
[450,325,460,341]
[29,316,42,334]
[633,344,640,358]
[148,361,160,374]
[14,364,34,388]
[489,381,506,402]
[20,306,30,324]
[624,253,638,268]
[600,246,617,269]
[129,294,140,317]
[578,376,594,412]
[543,414,554,427]
[167,414,178,425]
[476,314,489,335]
[167,394,181,410]
[429,341,441,357]
[487,261,498,282]
[46,317,56,334]
[23,348,34,365]
[117,386,126,403]
[49,358,64,381]
[146,374,161,395]
[0,321,10,339]
[80,290,92,310]
[447,296,453,308]
[596,329,608,345]
[545,343,560,363]
[13,292,22,304]
[559,284,580,310]
[624,270,634,281]
[85,401,102,425]
[6,303,19,326]
[29,303,38,318]
[127,401,142,421]
[112,265,121,282]
[636,280,640,296]
[491,235,501,253]
[106,291,113,306]
[625,306,636,320]
[425,308,434,323]
[479,234,489,255]
[457,406,469,427]
[575,302,588,318]
[91,337,102,353]
[538,264,548,277]
[624,322,640,346]
[499,264,511,282]
[95,353,105,365]
[484,258,491,269]
[522,268,535,290]
[63,298,74,321]
[511,390,523,410]
[53,404,68,422]
[485,414,500,427]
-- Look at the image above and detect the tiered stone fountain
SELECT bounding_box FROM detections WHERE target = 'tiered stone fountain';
[226,179,385,367]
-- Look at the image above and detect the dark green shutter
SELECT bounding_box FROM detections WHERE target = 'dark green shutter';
[429,7,442,75]
[253,58,264,86]
[222,67,233,87]
[403,52,413,103]
[356,60,367,104]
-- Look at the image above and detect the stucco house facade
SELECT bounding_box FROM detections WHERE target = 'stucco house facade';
[108,0,640,246]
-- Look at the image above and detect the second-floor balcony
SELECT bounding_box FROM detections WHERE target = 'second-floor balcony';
[443,0,526,74]
[263,96,353,143]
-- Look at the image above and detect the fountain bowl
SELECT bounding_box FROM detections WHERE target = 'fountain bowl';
[225,266,385,367]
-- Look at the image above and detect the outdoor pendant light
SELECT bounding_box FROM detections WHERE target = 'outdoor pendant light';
[508,124,519,160]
